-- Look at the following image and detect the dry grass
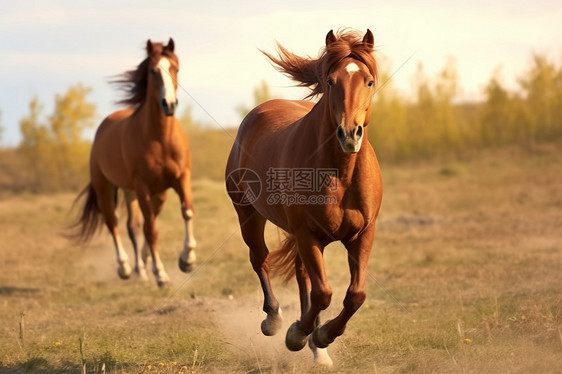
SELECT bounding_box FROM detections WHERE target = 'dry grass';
[1,141,561,373]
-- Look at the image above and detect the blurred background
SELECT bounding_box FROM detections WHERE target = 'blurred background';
[1,0,561,193]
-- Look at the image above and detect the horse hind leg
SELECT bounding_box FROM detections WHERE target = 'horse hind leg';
[137,189,170,287]
[125,191,148,281]
[94,182,132,280]
[238,207,282,336]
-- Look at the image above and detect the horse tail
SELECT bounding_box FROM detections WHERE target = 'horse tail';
[270,232,298,284]
[68,184,104,244]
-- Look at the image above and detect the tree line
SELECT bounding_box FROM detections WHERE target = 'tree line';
[0,53,561,194]
[369,54,562,160]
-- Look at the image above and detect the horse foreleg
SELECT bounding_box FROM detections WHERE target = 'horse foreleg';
[295,255,333,367]
[312,224,375,348]
[173,174,197,273]
[286,234,331,352]
[238,209,283,336]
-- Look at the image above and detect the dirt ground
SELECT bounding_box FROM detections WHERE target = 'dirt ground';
[0,142,561,373]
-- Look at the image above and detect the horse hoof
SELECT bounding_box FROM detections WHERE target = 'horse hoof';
[178,257,195,273]
[311,326,331,349]
[156,279,170,288]
[261,310,283,336]
[135,267,149,281]
[156,273,171,288]
[308,335,333,367]
[117,263,132,280]
[285,321,308,351]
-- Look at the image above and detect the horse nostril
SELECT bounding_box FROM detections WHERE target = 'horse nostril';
[337,126,345,141]
[354,125,363,140]
[161,99,168,109]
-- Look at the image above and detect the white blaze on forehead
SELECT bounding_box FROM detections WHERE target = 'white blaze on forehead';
[158,57,176,104]
[345,62,360,75]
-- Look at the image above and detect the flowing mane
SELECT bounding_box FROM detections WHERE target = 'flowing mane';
[112,42,178,107]
[262,28,378,98]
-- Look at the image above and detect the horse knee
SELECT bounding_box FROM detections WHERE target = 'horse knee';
[180,207,194,221]
[344,289,366,312]
[311,285,332,310]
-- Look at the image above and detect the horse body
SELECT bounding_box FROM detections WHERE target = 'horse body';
[72,39,197,286]
[226,29,382,365]
[93,108,191,192]
[231,98,381,238]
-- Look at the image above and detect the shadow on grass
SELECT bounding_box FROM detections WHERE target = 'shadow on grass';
[0,287,41,296]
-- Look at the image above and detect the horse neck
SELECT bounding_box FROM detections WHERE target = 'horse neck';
[137,98,174,141]
[306,97,364,185]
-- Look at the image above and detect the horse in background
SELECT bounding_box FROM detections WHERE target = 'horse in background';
[226,29,382,366]
[71,38,197,287]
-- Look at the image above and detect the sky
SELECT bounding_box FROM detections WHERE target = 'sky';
[1,0,561,146]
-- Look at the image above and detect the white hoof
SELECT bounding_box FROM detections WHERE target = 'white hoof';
[156,272,170,288]
[135,266,149,281]
[261,308,283,336]
[179,248,196,273]
[285,321,308,351]
[309,335,333,368]
[117,262,132,280]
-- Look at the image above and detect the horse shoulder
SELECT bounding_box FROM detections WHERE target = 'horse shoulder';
[163,119,191,173]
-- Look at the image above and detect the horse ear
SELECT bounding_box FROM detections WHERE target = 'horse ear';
[166,38,175,52]
[146,39,153,54]
[325,30,336,46]
[362,29,374,49]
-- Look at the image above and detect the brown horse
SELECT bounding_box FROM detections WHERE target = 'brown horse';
[225,29,382,365]
[72,38,197,287]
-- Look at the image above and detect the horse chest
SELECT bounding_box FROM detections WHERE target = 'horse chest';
[137,147,184,187]
[310,205,365,240]
[312,186,376,241]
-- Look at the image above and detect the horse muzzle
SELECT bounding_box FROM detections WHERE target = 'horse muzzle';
[161,98,178,117]
[336,124,363,153]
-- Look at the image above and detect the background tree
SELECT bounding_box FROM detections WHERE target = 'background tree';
[19,97,53,191]
[18,85,97,192]
[236,79,272,120]
[179,103,201,134]
[481,69,516,145]
[369,65,408,158]
[49,84,96,185]
[518,54,562,142]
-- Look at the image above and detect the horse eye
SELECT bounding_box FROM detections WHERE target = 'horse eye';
[368,80,374,87]
[327,78,334,87]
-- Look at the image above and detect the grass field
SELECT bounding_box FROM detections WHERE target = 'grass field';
[1,141,561,373]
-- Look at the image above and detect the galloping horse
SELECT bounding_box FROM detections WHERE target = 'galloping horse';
[72,39,197,287]
[226,29,382,365]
